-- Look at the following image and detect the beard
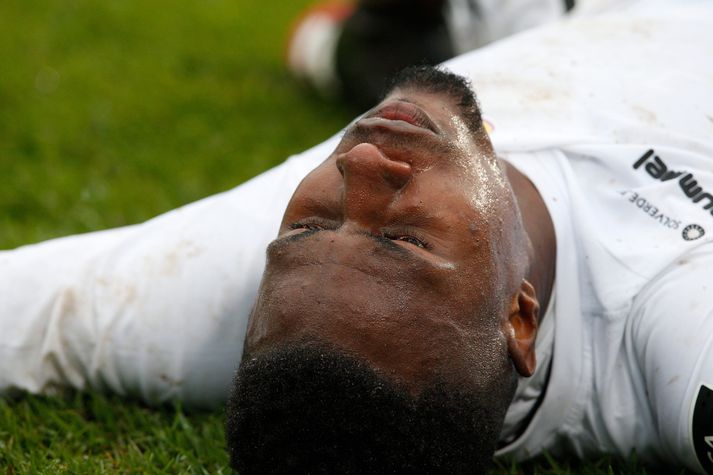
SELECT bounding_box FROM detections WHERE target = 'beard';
[226,342,515,474]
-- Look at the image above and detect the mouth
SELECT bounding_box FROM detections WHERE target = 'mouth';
[364,100,439,135]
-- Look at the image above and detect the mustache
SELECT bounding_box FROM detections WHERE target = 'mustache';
[339,118,456,159]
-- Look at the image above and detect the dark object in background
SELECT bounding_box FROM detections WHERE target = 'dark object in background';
[335,0,453,109]
[288,0,577,110]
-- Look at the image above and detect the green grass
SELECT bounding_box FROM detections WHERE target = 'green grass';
[0,0,351,248]
[0,392,228,473]
[0,0,684,473]
[0,392,660,475]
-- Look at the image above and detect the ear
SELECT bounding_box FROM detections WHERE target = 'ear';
[503,279,539,377]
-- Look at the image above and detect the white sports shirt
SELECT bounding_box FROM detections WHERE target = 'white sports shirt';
[448,2,713,472]
[0,1,711,472]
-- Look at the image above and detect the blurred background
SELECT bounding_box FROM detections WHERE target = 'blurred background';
[0,0,352,249]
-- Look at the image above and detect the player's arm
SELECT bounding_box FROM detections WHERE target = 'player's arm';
[0,137,337,407]
[629,243,713,474]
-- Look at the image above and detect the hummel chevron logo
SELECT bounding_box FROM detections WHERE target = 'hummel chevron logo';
[633,149,713,220]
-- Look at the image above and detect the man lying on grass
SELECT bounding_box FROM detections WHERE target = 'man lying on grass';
[2,2,712,474]
[226,65,552,474]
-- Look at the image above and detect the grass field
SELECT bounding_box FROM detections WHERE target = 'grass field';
[0,0,678,473]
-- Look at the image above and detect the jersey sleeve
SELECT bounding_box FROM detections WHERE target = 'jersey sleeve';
[628,243,713,474]
[0,137,337,408]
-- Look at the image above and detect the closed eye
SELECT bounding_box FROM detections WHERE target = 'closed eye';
[289,218,338,233]
[383,232,431,250]
[288,221,432,250]
[290,222,325,231]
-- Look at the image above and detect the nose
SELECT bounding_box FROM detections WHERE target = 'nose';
[336,143,412,228]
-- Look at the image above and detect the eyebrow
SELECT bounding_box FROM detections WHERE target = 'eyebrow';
[267,228,320,252]
[269,228,425,267]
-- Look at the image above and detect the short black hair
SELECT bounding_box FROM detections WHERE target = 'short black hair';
[226,343,511,474]
[385,65,486,137]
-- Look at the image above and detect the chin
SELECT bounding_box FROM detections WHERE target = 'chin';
[226,342,514,475]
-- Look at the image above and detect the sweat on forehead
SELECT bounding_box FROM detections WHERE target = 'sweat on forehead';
[383,65,485,137]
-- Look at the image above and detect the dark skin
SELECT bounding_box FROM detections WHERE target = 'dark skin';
[244,86,555,394]
[504,162,556,324]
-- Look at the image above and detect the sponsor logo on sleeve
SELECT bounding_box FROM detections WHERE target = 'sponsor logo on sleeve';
[692,384,713,474]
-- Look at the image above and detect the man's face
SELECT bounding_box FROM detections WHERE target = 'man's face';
[244,85,520,392]
[228,72,538,473]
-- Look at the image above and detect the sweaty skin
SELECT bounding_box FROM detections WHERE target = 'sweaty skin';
[243,86,556,392]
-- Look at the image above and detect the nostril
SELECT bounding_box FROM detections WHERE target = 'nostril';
[337,143,412,190]
[382,160,412,189]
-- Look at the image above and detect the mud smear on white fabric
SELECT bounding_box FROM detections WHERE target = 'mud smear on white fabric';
[159,239,203,276]
[630,105,659,126]
[96,275,137,306]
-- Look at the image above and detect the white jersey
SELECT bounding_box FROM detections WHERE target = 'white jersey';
[500,148,713,473]
[1,1,711,472]
[443,2,713,472]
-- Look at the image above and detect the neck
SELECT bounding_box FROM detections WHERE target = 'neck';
[503,160,556,320]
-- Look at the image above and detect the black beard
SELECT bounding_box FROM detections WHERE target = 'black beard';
[226,343,513,475]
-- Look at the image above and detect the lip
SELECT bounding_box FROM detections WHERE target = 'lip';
[365,100,439,135]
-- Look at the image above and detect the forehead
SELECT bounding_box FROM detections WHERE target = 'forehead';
[255,231,501,385]
[263,241,449,328]
[270,206,503,330]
